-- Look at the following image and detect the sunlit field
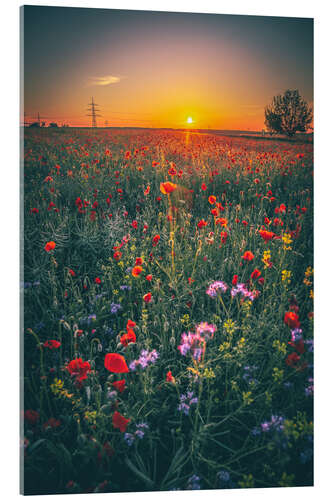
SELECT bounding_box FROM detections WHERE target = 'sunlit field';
[22,127,313,495]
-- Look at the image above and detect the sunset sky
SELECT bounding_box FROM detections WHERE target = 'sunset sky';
[22,6,313,130]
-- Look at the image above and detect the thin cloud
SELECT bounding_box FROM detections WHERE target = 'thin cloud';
[87,75,123,87]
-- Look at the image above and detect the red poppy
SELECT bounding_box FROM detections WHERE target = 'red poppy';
[232,274,238,286]
[216,218,228,227]
[144,185,150,196]
[43,340,61,349]
[146,274,153,282]
[135,257,143,266]
[44,241,56,252]
[132,265,143,277]
[160,182,177,195]
[284,311,300,329]
[126,319,136,330]
[132,220,138,229]
[208,195,216,205]
[69,269,75,277]
[242,251,254,261]
[67,358,91,382]
[152,234,161,246]
[95,277,101,284]
[143,292,152,303]
[197,219,208,229]
[113,251,122,261]
[220,231,228,244]
[104,353,129,373]
[112,380,126,393]
[120,329,136,346]
[251,269,261,280]
[166,370,175,383]
[259,229,275,242]
[112,411,130,432]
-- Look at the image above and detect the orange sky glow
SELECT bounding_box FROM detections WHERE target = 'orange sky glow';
[23,7,313,130]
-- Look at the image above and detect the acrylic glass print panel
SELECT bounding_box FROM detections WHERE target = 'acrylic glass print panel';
[21,5,314,495]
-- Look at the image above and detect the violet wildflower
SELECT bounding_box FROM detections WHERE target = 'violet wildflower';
[290,328,303,342]
[124,433,135,446]
[186,475,201,490]
[110,302,122,314]
[178,391,198,415]
[231,283,257,301]
[130,350,159,371]
[178,331,205,361]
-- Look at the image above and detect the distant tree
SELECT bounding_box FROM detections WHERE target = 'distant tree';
[49,122,58,128]
[29,122,40,128]
[264,89,313,138]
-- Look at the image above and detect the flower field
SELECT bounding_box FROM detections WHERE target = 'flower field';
[22,128,313,495]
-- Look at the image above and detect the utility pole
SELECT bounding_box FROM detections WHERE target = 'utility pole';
[86,97,101,128]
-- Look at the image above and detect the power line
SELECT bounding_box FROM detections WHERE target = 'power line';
[86,97,101,128]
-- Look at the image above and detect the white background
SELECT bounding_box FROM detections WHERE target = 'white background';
[1,0,332,499]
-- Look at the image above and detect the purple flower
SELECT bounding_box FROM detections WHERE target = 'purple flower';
[196,322,217,339]
[291,328,303,342]
[304,339,314,352]
[110,302,122,314]
[178,330,206,361]
[231,283,256,301]
[217,470,230,483]
[206,280,228,298]
[187,475,201,490]
[124,433,135,446]
[130,349,159,371]
[178,391,198,415]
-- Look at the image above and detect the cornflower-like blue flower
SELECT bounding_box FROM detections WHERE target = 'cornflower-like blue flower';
[178,391,198,415]
[217,470,230,483]
[124,433,135,446]
[120,285,131,291]
[206,280,228,298]
[186,475,201,490]
[110,302,122,314]
[124,423,149,446]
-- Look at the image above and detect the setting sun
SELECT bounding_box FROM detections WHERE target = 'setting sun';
[186,117,193,124]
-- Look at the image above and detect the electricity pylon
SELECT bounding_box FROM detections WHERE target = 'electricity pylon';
[86,97,101,128]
